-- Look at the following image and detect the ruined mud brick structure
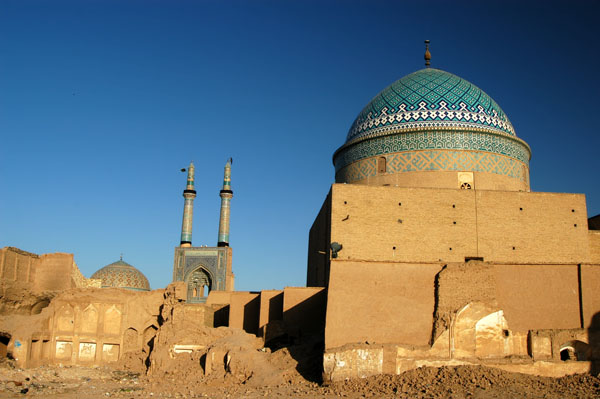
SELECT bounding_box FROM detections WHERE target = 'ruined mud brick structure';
[307,45,600,380]
[0,247,100,294]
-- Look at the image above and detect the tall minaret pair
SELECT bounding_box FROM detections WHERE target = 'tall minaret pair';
[178,159,233,248]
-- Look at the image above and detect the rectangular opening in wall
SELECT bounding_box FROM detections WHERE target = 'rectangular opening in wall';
[41,340,50,359]
[0,333,11,358]
[30,339,40,360]
[465,257,484,262]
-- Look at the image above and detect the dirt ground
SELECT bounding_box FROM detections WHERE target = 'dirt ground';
[1,357,599,399]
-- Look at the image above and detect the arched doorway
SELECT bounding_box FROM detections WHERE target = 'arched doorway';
[186,267,212,303]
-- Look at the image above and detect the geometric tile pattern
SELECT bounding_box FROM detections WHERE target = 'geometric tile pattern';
[334,130,530,173]
[346,68,515,143]
[173,246,229,303]
[91,259,150,291]
[335,150,529,184]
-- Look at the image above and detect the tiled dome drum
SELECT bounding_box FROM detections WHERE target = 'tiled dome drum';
[333,68,532,191]
[91,259,150,291]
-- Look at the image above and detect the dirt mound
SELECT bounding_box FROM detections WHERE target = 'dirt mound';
[143,324,303,387]
[327,366,600,398]
[1,363,599,398]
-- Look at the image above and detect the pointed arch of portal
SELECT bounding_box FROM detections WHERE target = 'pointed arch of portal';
[184,265,213,302]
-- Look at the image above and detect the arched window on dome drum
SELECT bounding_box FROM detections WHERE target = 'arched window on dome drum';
[377,157,387,174]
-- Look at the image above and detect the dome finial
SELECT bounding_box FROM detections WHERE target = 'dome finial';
[424,40,431,67]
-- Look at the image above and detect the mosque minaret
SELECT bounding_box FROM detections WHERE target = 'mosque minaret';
[172,159,235,302]
[180,161,196,247]
[217,159,233,247]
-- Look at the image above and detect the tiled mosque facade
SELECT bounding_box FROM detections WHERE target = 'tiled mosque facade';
[171,160,235,303]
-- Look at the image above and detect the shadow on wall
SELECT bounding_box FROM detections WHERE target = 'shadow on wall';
[0,333,10,358]
[266,290,327,384]
[243,296,260,335]
[591,312,600,376]
[213,305,230,328]
[268,294,283,324]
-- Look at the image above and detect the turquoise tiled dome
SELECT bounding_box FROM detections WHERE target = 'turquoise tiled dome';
[345,68,515,145]
[333,67,532,187]
[91,259,150,291]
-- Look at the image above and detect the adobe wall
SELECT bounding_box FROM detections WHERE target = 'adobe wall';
[325,261,441,350]
[228,292,260,334]
[329,184,477,264]
[307,190,331,287]
[476,191,589,264]
[581,264,600,328]
[5,287,166,368]
[494,264,581,331]
[282,287,326,337]
[208,288,327,343]
[258,290,283,334]
[0,247,38,284]
[0,247,100,293]
[206,290,233,305]
[327,184,590,265]
[323,260,600,381]
[35,253,76,291]
[589,231,600,264]
[206,291,233,327]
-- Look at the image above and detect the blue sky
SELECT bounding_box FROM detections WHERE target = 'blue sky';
[1,1,599,291]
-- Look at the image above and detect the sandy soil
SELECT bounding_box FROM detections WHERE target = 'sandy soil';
[1,357,599,399]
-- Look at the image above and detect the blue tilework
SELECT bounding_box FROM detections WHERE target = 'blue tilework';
[336,150,528,183]
[334,131,530,173]
[91,260,150,291]
[346,68,515,143]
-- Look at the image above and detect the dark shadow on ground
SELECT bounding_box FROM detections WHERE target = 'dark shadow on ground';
[264,289,327,384]
[266,332,324,384]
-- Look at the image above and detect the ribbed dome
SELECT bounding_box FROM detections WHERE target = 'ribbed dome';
[345,68,515,145]
[91,259,150,291]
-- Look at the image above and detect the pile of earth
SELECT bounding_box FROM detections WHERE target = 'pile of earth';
[1,355,599,399]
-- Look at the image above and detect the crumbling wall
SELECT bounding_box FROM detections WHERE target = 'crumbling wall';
[2,287,163,368]
[431,261,497,344]
[0,279,55,315]
[0,247,100,296]
[70,262,101,288]
[0,247,38,284]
